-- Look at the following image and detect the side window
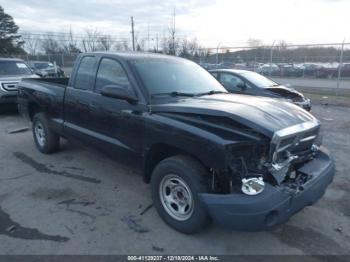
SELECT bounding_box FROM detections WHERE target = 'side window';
[210,72,218,79]
[74,56,97,90]
[95,58,130,92]
[220,73,245,92]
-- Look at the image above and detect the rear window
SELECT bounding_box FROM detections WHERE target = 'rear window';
[0,61,32,76]
[34,62,54,69]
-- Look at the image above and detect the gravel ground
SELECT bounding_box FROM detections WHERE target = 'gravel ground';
[0,104,349,255]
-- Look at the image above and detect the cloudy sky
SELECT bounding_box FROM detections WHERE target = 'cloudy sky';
[1,0,349,47]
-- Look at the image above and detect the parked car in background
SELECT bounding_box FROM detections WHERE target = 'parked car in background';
[257,63,280,76]
[339,63,350,78]
[0,58,38,108]
[279,64,303,77]
[301,63,324,78]
[28,61,65,78]
[18,52,333,233]
[210,69,311,111]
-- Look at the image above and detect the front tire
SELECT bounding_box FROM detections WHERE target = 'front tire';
[151,155,211,234]
[32,113,60,154]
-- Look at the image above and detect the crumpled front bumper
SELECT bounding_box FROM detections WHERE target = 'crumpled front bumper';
[199,148,334,231]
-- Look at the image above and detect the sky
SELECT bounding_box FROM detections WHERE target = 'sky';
[1,0,349,48]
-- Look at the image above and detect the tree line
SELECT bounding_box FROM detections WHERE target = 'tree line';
[0,5,348,63]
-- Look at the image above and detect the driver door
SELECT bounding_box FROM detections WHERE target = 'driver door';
[88,57,145,167]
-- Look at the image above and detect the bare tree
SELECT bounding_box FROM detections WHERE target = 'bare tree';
[98,35,113,51]
[169,8,176,55]
[133,33,146,51]
[41,33,62,54]
[23,32,39,55]
[81,28,100,52]
[114,38,129,51]
[179,38,200,58]
[247,38,263,47]
[277,40,288,50]
[61,28,80,53]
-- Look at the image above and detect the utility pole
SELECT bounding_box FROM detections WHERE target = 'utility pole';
[336,39,345,97]
[171,8,176,55]
[156,34,159,52]
[131,16,135,51]
[269,40,276,77]
[147,22,150,51]
[216,42,221,68]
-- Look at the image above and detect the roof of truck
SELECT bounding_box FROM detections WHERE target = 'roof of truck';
[86,51,182,61]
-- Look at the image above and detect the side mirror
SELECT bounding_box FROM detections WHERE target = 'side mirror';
[100,85,138,103]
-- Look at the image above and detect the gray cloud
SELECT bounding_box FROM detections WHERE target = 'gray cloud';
[1,0,215,36]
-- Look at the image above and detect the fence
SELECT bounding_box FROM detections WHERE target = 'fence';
[193,42,350,96]
[3,42,350,96]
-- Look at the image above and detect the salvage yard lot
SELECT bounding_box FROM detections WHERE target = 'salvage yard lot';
[0,104,349,255]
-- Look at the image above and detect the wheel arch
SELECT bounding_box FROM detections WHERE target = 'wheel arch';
[142,143,210,184]
[28,102,44,121]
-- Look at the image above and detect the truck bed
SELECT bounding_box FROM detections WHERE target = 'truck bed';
[18,77,70,133]
[22,77,70,87]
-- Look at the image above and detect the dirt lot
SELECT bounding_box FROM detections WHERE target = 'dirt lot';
[0,103,349,255]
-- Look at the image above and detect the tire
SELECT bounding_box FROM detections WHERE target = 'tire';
[151,155,211,234]
[32,112,60,154]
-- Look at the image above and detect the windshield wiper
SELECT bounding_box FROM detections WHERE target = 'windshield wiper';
[195,90,228,96]
[151,91,195,97]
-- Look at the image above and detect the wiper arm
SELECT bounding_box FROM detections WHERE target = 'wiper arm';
[151,91,195,97]
[196,90,228,96]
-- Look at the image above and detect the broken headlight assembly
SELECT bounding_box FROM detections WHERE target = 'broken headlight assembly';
[226,143,269,196]
[241,177,265,195]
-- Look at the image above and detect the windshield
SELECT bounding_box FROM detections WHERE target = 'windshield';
[34,62,54,70]
[0,61,32,76]
[132,58,227,95]
[241,71,278,88]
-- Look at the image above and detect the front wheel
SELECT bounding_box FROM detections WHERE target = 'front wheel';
[33,113,60,154]
[151,155,211,234]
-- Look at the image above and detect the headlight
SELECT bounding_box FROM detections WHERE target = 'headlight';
[241,177,265,195]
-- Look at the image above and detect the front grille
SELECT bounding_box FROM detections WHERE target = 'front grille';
[273,124,320,162]
[1,82,19,91]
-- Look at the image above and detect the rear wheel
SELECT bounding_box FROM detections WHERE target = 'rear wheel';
[33,113,60,154]
[151,155,211,234]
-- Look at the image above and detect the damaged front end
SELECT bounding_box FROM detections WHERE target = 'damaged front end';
[200,120,334,231]
[217,121,323,195]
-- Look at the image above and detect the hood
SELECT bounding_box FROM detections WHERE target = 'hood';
[151,93,317,138]
[266,85,304,101]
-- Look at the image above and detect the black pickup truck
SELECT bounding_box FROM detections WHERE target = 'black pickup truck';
[18,52,334,234]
